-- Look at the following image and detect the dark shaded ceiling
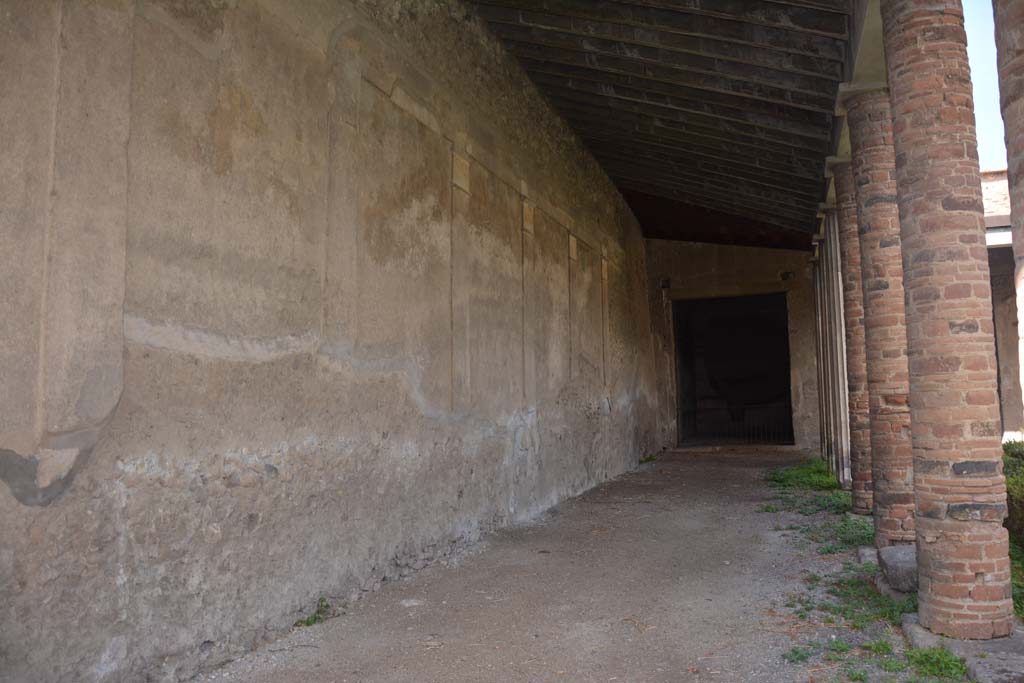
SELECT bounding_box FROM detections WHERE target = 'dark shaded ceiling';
[469,0,859,249]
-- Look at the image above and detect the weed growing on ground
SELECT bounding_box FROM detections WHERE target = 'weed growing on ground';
[861,639,894,656]
[782,645,817,663]
[790,490,853,515]
[828,639,852,654]
[879,657,907,672]
[816,516,875,555]
[905,647,967,679]
[821,567,917,629]
[295,597,332,627]
[639,453,658,464]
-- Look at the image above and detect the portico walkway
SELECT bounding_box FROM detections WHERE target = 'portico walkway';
[197,450,842,683]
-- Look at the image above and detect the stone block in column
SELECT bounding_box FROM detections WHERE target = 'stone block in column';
[835,162,874,515]
[882,0,1014,639]
[846,90,915,545]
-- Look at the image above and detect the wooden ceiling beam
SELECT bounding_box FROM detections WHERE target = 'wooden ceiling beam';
[604,162,821,216]
[484,15,845,80]
[529,73,831,140]
[513,52,836,113]
[492,26,839,97]
[623,189,814,250]
[765,0,851,15]
[473,1,848,61]
[610,0,849,39]
[577,131,824,181]
[617,181,817,233]
[538,86,830,151]
[552,100,830,158]
[583,134,828,191]
[605,165,822,211]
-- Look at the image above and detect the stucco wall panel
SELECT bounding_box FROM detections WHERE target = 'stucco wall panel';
[126,2,327,341]
[570,237,604,389]
[524,207,571,407]
[0,0,59,453]
[452,158,524,419]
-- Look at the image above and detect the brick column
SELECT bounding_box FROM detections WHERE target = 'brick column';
[996,0,1024,436]
[835,162,873,515]
[882,0,1014,639]
[846,91,915,544]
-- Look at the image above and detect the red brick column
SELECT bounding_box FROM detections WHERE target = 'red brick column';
[846,90,915,544]
[835,162,873,515]
[996,0,1024,435]
[882,0,1014,639]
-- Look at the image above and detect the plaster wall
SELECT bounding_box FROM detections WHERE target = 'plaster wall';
[0,1,658,680]
[645,240,821,451]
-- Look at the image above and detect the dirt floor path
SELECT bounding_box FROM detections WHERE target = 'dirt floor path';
[195,449,852,683]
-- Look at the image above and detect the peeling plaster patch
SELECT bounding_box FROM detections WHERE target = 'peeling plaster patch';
[76,363,124,425]
[35,447,79,488]
[112,480,130,621]
[206,80,266,175]
[93,635,128,682]
[114,436,362,488]
[0,446,88,507]
[124,315,318,362]
[316,341,453,421]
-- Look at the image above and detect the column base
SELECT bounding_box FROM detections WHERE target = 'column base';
[903,613,1022,683]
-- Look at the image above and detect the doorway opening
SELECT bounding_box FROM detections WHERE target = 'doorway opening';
[673,292,795,446]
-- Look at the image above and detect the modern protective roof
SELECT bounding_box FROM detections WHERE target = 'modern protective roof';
[470,0,861,248]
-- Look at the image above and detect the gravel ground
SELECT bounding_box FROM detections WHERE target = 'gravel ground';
[191,449,943,683]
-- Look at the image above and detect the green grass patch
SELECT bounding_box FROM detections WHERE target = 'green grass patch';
[1010,537,1024,618]
[825,570,917,629]
[768,458,840,491]
[815,516,875,555]
[765,459,852,515]
[639,453,658,464]
[860,639,893,656]
[906,647,968,680]
[771,489,853,516]
[879,657,907,673]
[1003,442,1024,618]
